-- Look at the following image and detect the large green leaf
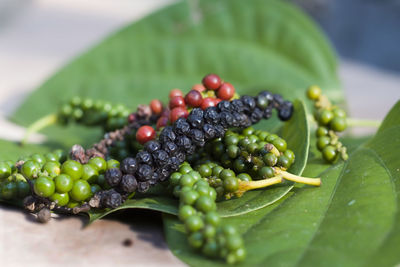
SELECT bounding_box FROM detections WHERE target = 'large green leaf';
[10,0,340,152]
[164,101,400,266]
[89,99,310,221]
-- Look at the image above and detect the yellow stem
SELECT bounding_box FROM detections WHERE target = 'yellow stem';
[279,170,321,186]
[237,176,283,194]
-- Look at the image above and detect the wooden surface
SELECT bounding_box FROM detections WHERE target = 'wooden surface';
[0,1,399,266]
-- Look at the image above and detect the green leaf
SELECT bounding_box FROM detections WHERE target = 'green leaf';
[10,0,340,150]
[88,196,179,223]
[0,139,52,161]
[88,99,310,221]
[164,100,400,266]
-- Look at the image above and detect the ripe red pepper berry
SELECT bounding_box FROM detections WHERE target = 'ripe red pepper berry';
[156,116,169,129]
[202,74,222,90]
[217,82,235,100]
[169,89,183,99]
[184,90,203,107]
[136,125,156,144]
[150,99,163,115]
[170,107,189,123]
[192,84,206,92]
[201,97,218,110]
[169,96,186,109]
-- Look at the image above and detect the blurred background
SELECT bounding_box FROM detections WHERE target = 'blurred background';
[0,0,399,141]
[0,0,399,266]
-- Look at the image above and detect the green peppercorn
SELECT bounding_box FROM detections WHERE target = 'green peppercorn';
[316,126,329,137]
[317,136,331,151]
[263,153,278,167]
[330,117,347,132]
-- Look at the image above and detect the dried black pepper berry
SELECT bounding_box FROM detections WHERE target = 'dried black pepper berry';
[144,140,161,153]
[136,151,152,165]
[137,181,150,193]
[120,174,138,193]
[159,126,176,143]
[152,150,169,167]
[103,189,122,208]
[174,118,191,135]
[163,141,178,156]
[105,168,122,187]
[136,164,153,181]
[120,157,138,175]
[203,124,216,140]
[187,114,204,129]
[204,107,220,124]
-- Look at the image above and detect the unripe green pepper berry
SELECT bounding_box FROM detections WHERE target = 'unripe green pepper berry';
[185,215,204,232]
[195,196,216,213]
[50,192,69,206]
[316,126,329,137]
[330,117,347,132]
[263,153,278,167]
[42,162,61,178]
[17,181,30,198]
[61,160,83,181]
[69,179,91,201]
[88,157,107,174]
[22,160,41,179]
[34,176,55,197]
[1,182,17,199]
[317,136,331,151]
[0,161,12,179]
[323,145,337,162]
[318,109,334,125]
[223,177,239,193]
[82,164,99,183]
[54,174,73,193]
[306,85,321,100]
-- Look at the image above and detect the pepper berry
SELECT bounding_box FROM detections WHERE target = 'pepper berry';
[217,82,235,100]
[170,107,189,123]
[150,99,163,115]
[169,96,186,109]
[201,97,218,110]
[202,74,222,90]
[192,84,206,92]
[185,90,203,107]
[136,125,156,144]
[169,89,184,99]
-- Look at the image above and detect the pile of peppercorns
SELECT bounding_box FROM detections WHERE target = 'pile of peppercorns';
[1,74,304,264]
[306,86,348,162]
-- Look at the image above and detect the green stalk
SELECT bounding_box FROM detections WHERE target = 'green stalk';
[236,176,283,196]
[277,170,321,186]
[346,118,381,128]
[21,113,57,146]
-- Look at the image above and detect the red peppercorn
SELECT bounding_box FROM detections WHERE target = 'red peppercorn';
[192,84,206,92]
[150,99,163,115]
[170,107,189,123]
[169,89,183,99]
[202,74,222,90]
[214,98,222,105]
[201,97,217,110]
[136,125,156,145]
[156,116,169,129]
[169,96,186,109]
[184,90,203,107]
[217,82,235,100]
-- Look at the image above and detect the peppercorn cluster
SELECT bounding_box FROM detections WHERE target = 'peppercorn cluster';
[58,97,131,132]
[0,150,125,215]
[306,86,348,162]
[169,163,246,264]
[93,84,293,209]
